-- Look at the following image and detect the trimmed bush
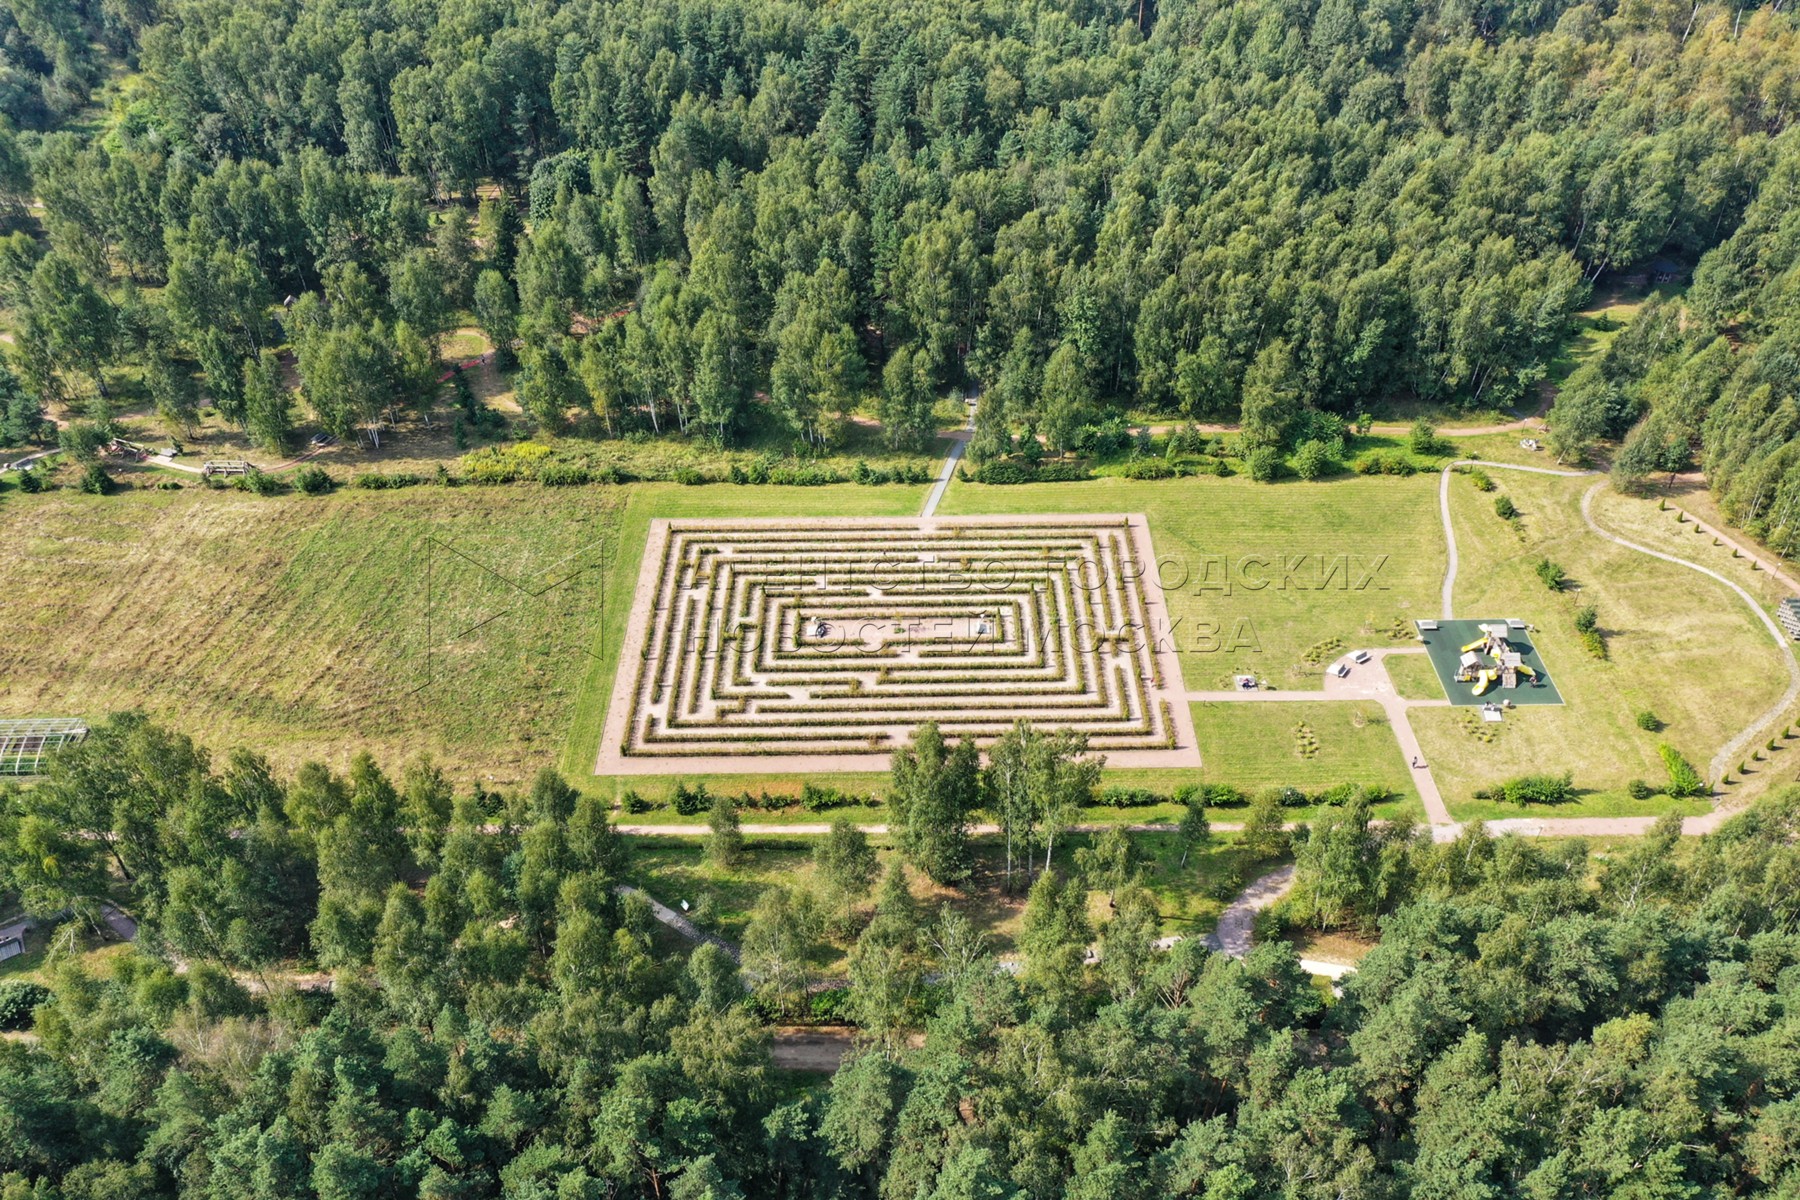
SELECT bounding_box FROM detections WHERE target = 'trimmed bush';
[1635,710,1663,732]
[240,468,283,496]
[355,472,425,489]
[1468,468,1494,492]
[1494,494,1518,520]
[1573,605,1598,634]
[1580,628,1607,659]
[1245,445,1283,482]
[1534,558,1565,590]
[1408,419,1443,456]
[1290,439,1335,480]
[1479,771,1576,806]
[1627,778,1655,800]
[1096,786,1169,808]
[1119,456,1178,480]
[1658,744,1705,798]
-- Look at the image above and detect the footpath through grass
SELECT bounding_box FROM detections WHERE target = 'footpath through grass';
[624,831,1273,970]
[1415,468,1786,820]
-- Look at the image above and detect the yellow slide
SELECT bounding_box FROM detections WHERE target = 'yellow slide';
[1472,669,1497,696]
[1516,663,1537,679]
[1461,637,1487,653]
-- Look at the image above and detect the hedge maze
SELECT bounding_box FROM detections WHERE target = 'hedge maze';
[599,516,1195,771]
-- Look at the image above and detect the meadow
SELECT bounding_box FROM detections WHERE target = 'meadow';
[1412,467,1787,820]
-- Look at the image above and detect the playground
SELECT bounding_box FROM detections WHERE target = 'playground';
[1416,618,1563,706]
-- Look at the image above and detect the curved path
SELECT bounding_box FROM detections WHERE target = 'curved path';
[1439,459,1594,618]
[1576,480,1800,785]
[1440,460,1800,789]
[1203,864,1295,957]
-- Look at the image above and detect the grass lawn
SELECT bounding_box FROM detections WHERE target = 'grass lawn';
[1189,700,1422,817]
[1415,468,1787,820]
[938,474,1446,685]
[1383,652,1444,701]
[1588,486,1796,617]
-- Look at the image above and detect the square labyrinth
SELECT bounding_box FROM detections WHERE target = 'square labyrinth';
[597,515,1198,773]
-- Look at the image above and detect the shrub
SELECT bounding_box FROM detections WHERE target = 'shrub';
[0,981,49,1031]
[799,782,862,812]
[1486,771,1576,805]
[1627,778,1655,800]
[1635,710,1663,732]
[1096,786,1167,808]
[79,462,114,495]
[671,780,712,816]
[1291,439,1335,480]
[808,987,852,1023]
[355,471,424,489]
[241,468,284,496]
[1573,605,1598,634]
[1580,628,1607,660]
[293,465,333,494]
[1658,744,1705,798]
[1354,449,1418,476]
[1494,494,1518,520]
[15,466,43,493]
[1174,783,1246,808]
[1468,468,1494,492]
[1533,557,1565,590]
[1119,456,1176,480]
[675,467,709,485]
[1408,419,1444,456]
[1245,445,1283,482]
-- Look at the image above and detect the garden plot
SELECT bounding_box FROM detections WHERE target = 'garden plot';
[597,515,1197,773]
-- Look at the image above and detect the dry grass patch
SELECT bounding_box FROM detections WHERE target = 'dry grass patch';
[0,486,625,782]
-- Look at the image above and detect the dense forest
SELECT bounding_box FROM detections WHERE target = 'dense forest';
[0,0,1797,537]
[2,714,1800,1197]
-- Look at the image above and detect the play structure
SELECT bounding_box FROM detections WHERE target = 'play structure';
[1456,623,1540,696]
[1414,618,1562,707]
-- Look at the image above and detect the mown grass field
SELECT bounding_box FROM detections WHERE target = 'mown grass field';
[937,473,1446,683]
[0,485,636,781]
[1413,467,1787,820]
[1383,652,1444,701]
[1189,700,1422,817]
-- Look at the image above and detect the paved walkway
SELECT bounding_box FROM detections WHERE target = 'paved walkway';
[1203,863,1295,956]
[615,884,740,961]
[920,429,971,518]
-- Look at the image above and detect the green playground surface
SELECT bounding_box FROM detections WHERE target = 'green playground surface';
[1415,619,1564,707]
